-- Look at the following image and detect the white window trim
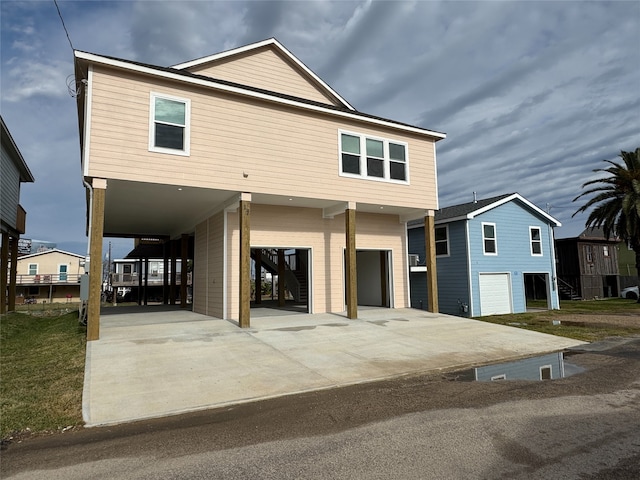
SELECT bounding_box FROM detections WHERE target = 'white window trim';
[539,365,552,380]
[530,226,543,256]
[338,129,410,184]
[435,225,450,257]
[149,92,191,156]
[28,263,38,275]
[491,374,506,381]
[482,222,497,255]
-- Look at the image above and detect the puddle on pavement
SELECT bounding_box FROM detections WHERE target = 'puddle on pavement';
[443,351,585,382]
[474,351,584,381]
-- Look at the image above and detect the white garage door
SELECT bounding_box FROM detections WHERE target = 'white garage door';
[479,273,512,315]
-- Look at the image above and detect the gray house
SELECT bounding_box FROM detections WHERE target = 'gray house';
[1,116,35,313]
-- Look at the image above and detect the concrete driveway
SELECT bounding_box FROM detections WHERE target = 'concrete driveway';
[83,307,585,427]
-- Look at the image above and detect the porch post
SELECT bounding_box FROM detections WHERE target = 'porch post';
[88,178,106,341]
[425,211,439,313]
[180,234,188,308]
[8,236,18,311]
[345,203,357,319]
[277,249,286,307]
[255,249,262,305]
[239,193,251,328]
[1,232,8,314]
[137,258,143,305]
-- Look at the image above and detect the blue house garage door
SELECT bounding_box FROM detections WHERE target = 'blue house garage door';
[479,273,512,315]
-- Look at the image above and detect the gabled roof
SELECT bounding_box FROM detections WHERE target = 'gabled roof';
[18,248,85,260]
[171,38,355,111]
[1,116,34,183]
[434,193,562,226]
[408,193,561,228]
[74,45,445,141]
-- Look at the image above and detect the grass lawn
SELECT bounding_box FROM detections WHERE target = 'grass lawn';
[478,298,640,342]
[1,311,86,441]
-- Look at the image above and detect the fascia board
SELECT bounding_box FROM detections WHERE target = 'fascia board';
[467,193,562,226]
[74,51,446,141]
[172,38,356,112]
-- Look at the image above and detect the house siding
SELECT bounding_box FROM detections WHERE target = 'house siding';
[183,47,340,107]
[475,352,564,381]
[1,144,20,231]
[408,220,470,315]
[194,211,225,317]
[467,201,559,315]
[86,66,438,211]
[218,205,407,320]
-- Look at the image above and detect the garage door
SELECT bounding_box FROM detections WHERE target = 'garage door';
[479,273,512,315]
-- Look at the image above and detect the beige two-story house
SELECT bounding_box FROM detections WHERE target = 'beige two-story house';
[74,38,445,340]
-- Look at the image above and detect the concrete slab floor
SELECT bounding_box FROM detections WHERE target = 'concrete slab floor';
[83,307,585,427]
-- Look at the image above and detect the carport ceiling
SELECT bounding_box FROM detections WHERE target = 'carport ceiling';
[102,180,233,238]
[100,179,428,238]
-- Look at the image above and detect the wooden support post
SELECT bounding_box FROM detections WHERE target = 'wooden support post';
[277,249,286,307]
[170,240,177,305]
[345,206,358,319]
[180,234,188,308]
[239,195,251,328]
[1,232,8,315]
[255,249,262,304]
[8,236,18,311]
[425,212,439,313]
[88,180,106,341]
[380,251,388,308]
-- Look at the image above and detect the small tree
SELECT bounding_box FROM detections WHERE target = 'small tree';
[573,148,640,300]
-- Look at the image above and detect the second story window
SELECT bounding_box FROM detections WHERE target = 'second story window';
[435,226,449,256]
[603,245,610,257]
[339,131,408,183]
[28,264,38,275]
[150,93,190,156]
[530,227,542,256]
[483,223,497,255]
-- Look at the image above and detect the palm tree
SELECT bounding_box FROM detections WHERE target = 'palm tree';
[573,148,640,299]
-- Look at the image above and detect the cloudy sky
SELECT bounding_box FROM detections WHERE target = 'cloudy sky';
[1,0,639,259]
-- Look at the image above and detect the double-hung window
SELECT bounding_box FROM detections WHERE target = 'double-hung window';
[150,93,190,155]
[482,223,497,255]
[340,131,408,183]
[530,227,542,256]
[435,226,449,256]
[28,264,38,275]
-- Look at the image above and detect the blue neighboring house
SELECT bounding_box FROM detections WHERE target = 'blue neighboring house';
[408,193,562,317]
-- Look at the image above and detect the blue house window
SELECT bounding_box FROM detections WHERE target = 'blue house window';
[435,226,449,256]
[530,227,542,256]
[482,223,497,255]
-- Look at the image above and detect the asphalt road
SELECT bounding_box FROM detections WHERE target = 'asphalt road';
[2,337,640,479]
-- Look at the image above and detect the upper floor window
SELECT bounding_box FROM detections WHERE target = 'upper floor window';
[603,245,610,257]
[28,264,38,275]
[339,131,408,183]
[435,226,449,256]
[482,223,497,255]
[530,227,542,256]
[149,93,190,156]
[585,245,593,263]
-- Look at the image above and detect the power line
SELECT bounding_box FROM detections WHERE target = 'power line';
[54,0,74,52]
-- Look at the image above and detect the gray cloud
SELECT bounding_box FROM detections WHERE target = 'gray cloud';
[1,0,638,258]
